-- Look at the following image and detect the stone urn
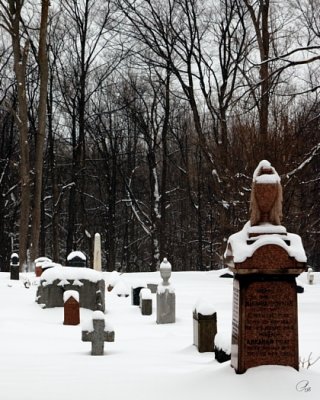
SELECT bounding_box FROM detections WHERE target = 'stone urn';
[160,258,172,286]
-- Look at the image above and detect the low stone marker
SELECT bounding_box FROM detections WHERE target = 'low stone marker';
[140,288,152,315]
[147,283,158,293]
[82,311,114,355]
[131,285,145,306]
[156,258,175,324]
[63,290,80,325]
[214,333,231,363]
[307,267,314,285]
[10,253,19,280]
[35,257,52,277]
[193,303,217,353]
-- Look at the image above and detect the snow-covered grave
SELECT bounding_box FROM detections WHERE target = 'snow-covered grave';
[193,301,217,353]
[67,250,87,267]
[36,266,105,312]
[140,288,153,315]
[82,310,115,355]
[63,290,80,326]
[0,269,320,400]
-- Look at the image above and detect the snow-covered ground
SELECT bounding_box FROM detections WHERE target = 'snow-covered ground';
[0,269,319,400]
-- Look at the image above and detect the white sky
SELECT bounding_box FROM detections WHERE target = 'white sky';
[0,269,320,400]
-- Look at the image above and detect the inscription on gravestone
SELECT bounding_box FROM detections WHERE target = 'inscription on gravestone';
[241,277,297,369]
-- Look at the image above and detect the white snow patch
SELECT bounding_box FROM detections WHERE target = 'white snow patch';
[63,290,79,303]
[67,251,86,261]
[253,160,280,183]
[72,279,84,287]
[57,279,70,287]
[225,221,307,263]
[157,283,175,294]
[194,300,216,316]
[113,279,130,296]
[40,266,103,284]
[140,288,152,300]
[107,270,121,287]
[214,332,231,354]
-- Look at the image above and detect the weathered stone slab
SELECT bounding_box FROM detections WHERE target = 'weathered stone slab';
[193,311,217,353]
[36,267,105,312]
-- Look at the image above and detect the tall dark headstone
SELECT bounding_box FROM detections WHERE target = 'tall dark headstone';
[10,253,19,280]
[225,160,307,374]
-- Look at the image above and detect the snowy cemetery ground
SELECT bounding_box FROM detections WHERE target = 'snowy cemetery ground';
[1,269,320,400]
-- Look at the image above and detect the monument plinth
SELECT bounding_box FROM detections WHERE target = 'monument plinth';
[225,160,307,374]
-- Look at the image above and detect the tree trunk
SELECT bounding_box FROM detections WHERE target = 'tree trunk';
[10,1,31,270]
[30,0,50,262]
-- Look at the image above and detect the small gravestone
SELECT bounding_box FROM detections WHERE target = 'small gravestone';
[225,160,307,374]
[82,311,114,355]
[307,267,314,285]
[214,333,231,363]
[147,283,158,293]
[35,257,52,277]
[140,288,152,315]
[131,285,145,306]
[193,303,217,353]
[10,253,19,280]
[67,251,87,268]
[156,258,175,324]
[63,290,80,325]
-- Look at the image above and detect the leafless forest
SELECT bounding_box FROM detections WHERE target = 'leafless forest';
[0,0,319,272]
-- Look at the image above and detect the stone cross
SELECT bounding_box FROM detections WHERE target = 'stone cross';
[82,311,114,355]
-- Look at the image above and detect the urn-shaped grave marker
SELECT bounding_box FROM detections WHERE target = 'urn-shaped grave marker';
[156,258,176,324]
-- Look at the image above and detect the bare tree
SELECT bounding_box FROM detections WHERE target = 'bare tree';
[0,0,31,269]
[30,0,50,262]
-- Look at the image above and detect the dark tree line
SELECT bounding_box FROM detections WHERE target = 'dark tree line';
[0,0,319,272]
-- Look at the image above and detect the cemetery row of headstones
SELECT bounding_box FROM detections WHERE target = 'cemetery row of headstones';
[57,256,221,358]
[9,161,310,373]
[9,230,102,278]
